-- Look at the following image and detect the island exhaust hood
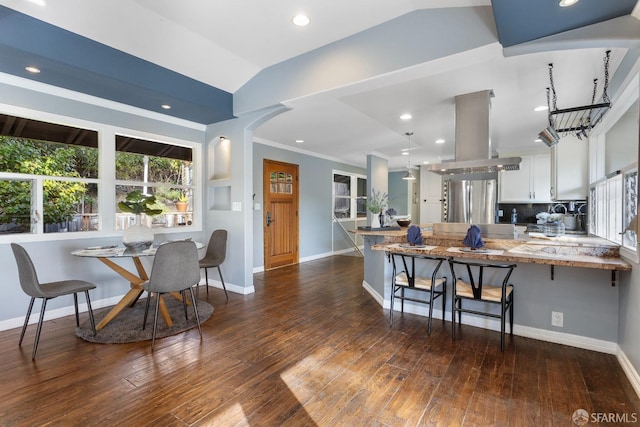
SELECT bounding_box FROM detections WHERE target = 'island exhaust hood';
[426,90,521,175]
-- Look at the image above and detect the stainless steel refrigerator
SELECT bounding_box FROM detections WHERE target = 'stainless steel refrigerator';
[446,179,497,224]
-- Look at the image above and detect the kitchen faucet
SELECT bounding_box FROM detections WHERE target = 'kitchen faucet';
[551,203,567,214]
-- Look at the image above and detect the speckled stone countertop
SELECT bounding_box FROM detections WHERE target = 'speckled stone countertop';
[351,226,632,271]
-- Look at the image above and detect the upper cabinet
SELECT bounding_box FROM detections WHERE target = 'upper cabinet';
[550,135,588,201]
[499,152,551,203]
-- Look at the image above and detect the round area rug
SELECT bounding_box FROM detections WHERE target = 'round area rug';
[76,296,214,344]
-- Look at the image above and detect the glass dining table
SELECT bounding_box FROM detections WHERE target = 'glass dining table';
[71,241,204,331]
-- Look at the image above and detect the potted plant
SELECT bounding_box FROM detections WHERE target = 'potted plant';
[175,192,189,212]
[118,190,163,250]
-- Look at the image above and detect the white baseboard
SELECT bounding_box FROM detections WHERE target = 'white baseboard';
[0,279,253,332]
[617,347,640,398]
[362,280,383,307]
[253,249,359,274]
[202,279,253,295]
[0,294,124,331]
[361,285,618,354]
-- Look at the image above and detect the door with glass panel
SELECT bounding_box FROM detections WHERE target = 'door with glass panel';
[263,160,299,270]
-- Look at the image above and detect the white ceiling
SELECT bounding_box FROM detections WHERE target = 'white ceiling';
[1,0,634,169]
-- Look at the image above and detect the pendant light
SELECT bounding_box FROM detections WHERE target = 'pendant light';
[402,132,416,180]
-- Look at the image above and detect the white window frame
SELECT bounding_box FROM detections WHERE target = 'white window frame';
[0,105,202,243]
[332,170,366,222]
[588,68,639,262]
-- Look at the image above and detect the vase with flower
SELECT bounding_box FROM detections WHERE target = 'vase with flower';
[118,190,163,250]
[366,189,388,229]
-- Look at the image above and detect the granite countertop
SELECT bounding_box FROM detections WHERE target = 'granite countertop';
[352,225,631,271]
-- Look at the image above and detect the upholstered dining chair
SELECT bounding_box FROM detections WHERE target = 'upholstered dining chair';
[199,229,228,301]
[142,240,202,350]
[11,243,97,359]
[449,259,517,351]
[389,252,447,335]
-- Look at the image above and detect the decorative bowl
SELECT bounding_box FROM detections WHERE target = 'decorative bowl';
[396,219,411,227]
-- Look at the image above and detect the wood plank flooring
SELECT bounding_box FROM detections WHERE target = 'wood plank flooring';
[1,255,638,426]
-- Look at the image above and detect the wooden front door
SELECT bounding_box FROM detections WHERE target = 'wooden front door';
[263,160,299,270]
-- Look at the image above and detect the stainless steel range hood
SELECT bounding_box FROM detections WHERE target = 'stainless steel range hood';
[426,90,521,175]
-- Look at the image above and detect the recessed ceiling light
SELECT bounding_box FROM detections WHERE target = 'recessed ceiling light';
[559,0,579,7]
[534,138,542,143]
[423,161,429,164]
[161,104,171,110]
[402,152,409,156]
[26,0,46,6]
[435,139,445,144]
[292,14,310,27]
[295,139,304,143]
[25,66,40,74]
[534,105,549,112]
[400,113,412,120]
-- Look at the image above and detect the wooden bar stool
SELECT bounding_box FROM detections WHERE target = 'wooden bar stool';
[449,259,516,351]
[389,252,447,334]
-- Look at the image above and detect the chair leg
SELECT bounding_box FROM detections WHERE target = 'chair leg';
[453,297,458,341]
[73,293,80,327]
[389,287,395,325]
[189,288,202,338]
[182,290,189,321]
[151,293,161,350]
[510,292,515,336]
[441,279,447,322]
[217,266,228,302]
[142,292,151,330]
[84,290,97,337]
[32,298,48,360]
[19,297,36,346]
[204,268,209,297]
[500,304,506,352]
[427,288,435,335]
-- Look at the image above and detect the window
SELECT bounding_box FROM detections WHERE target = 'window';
[623,167,638,251]
[588,70,638,258]
[332,171,366,220]
[0,115,99,235]
[0,112,200,238]
[115,135,194,229]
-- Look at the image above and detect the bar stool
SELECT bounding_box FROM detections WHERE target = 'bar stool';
[449,259,516,351]
[389,252,447,334]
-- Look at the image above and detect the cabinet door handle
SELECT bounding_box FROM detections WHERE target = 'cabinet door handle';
[532,191,535,199]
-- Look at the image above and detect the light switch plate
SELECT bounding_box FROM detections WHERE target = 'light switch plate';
[232,202,242,211]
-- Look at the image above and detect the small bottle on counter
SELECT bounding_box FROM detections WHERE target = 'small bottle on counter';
[511,208,518,224]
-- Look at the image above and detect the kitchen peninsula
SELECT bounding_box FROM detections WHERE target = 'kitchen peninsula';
[352,223,632,354]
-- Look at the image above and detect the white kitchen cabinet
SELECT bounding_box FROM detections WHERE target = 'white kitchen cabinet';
[550,135,588,201]
[499,153,551,203]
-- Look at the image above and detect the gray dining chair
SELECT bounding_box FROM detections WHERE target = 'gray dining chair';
[199,229,228,301]
[141,240,202,350]
[11,243,97,359]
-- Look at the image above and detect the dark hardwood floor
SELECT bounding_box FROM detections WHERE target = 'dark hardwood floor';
[1,255,638,426]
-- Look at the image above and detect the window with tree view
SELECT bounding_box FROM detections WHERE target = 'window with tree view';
[0,113,197,236]
[0,114,99,234]
[115,135,194,230]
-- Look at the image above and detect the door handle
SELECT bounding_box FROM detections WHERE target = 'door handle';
[266,211,274,226]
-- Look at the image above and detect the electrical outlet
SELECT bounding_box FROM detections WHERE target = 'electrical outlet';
[552,311,564,327]
[498,209,504,217]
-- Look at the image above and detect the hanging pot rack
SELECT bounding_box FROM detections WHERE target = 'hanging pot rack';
[545,50,612,141]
